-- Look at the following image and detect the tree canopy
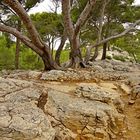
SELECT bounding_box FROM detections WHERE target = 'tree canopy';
[0,0,140,70]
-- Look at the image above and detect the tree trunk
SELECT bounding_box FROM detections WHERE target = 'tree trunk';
[15,38,20,69]
[84,47,91,64]
[51,37,54,56]
[41,47,61,70]
[101,42,107,60]
[62,0,96,68]
[15,20,21,69]
[69,35,85,68]
[90,46,99,61]
[1,0,62,71]
[55,34,67,66]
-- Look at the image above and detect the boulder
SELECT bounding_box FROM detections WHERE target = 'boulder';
[41,70,66,81]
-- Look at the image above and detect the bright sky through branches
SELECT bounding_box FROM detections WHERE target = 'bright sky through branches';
[29,0,61,14]
[29,0,140,14]
[135,0,140,4]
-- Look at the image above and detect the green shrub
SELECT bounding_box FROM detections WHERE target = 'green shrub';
[106,55,112,60]
[113,55,126,62]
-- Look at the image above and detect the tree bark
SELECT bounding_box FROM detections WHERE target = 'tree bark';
[69,35,85,68]
[2,0,60,70]
[90,0,108,61]
[101,42,107,60]
[41,52,60,70]
[3,0,45,49]
[55,33,67,66]
[0,24,59,70]
[15,20,21,69]
[15,38,20,69]
[62,0,96,68]
[91,46,99,61]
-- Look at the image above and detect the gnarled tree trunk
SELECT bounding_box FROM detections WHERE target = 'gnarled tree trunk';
[90,46,99,61]
[1,0,60,70]
[15,37,20,69]
[69,35,84,68]
[62,0,96,68]
[41,50,60,70]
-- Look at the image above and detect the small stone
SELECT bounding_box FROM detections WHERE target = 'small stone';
[95,128,105,138]
[128,100,135,105]
[136,114,140,119]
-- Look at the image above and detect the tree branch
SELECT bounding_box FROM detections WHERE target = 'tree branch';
[3,0,45,49]
[62,0,74,41]
[90,19,140,49]
[85,19,140,63]
[0,23,43,55]
[75,0,97,34]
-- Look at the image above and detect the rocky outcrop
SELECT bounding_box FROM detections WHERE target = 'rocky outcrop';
[75,85,124,113]
[40,61,139,82]
[0,61,139,140]
[40,69,127,82]
[126,75,140,104]
[45,88,126,140]
[0,78,55,140]
[1,61,139,82]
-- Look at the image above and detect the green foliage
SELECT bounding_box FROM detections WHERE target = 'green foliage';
[0,35,44,70]
[71,0,87,23]
[113,34,140,62]
[19,45,44,70]
[0,34,70,70]
[0,36,15,70]
[113,55,127,62]
[59,50,70,63]
[1,0,140,71]
[30,12,63,40]
[106,55,112,60]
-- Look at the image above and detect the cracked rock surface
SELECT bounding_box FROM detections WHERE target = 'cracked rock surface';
[0,78,55,140]
[45,88,125,140]
[0,61,140,140]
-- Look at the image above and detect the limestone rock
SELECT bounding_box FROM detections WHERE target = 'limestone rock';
[119,83,131,95]
[0,77,55,140]
[28,71,42,79]
[41,70,66,81]
[45,90,125,140]
[75,85,124,113]
[127,77,140,87]
[131,85,140,100]
[0,102,55,140]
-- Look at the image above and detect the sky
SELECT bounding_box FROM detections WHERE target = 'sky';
[29,0,61,14]
[29,0,140,14]
[135,0,140,4]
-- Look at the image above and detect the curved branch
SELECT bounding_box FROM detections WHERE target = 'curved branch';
[55,31,67,65]
[3,0,45,49]
[0,23,43,55]
[90,20,140,49]
[75,0,97,33]
[62,0,74,40]
[85,19,140,63]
